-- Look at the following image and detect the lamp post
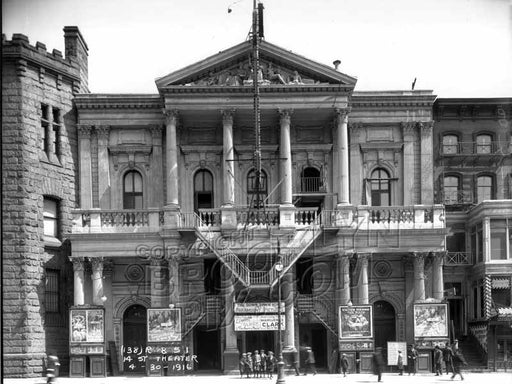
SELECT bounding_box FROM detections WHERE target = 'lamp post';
[275,253,285,384]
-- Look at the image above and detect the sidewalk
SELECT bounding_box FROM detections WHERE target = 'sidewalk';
[3,372,512,384]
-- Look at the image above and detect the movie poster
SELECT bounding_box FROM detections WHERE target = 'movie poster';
[413,303,448,338]
[339,305,373,339]
[70,308,104,343]
[147,308,181,342]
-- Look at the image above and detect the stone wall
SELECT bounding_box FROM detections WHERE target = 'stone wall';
[2,28,88,378]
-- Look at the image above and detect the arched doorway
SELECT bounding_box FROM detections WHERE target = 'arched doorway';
[373,300,396,363]
[123,304,147,374]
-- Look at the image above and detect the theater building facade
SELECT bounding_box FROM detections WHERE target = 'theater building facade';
[2,26,512,378]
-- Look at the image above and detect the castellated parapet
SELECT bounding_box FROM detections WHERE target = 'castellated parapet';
[2,27,88,378]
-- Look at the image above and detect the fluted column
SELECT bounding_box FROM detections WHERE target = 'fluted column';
[78,125,93,209]
[413,253,426,301]
[222,110,235,206]
[90,257,104,306]
[71,257,85,306]
[168,255,180,305]
[419,122,434,204]
[282,268,296,350]
[336,109,350,205]
[149,125,164,208]
[336,254,351,306]
[401,122,416,205]
[150,257,166,307]
[432,252,444,300]
[97,126,111,209]
[279,109,293,205]
[164,110,179,207]
[358,254,369,305]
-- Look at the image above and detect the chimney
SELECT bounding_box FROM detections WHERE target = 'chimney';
[63,26,89,92]
[333,60,341,71]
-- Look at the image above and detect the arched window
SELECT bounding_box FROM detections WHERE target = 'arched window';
[443,134,459,154]
[194,170,214,211]
[301,167,322,192]
[477,175,493,203]
[123,171,143,209]
[370,168,391,206]
[443,175,460,204]
[476,134,493,154]
[247,169,268,208]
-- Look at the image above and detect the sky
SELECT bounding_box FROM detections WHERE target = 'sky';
[3,0,512,97]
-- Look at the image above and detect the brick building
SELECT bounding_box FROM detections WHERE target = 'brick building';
[2,24,511,379]
[2,27,89,377]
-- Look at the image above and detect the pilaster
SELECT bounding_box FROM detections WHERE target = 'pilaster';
[149,125,164,208]
[96,125,111,209]
[78,125,93,209]
[413,252,427,302]
[164,109,180,207]
[90,257,104,306]
[70,257,85,306]
[419,122,434,204]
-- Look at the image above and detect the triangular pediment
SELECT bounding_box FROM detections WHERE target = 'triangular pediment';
[155,40,356,90]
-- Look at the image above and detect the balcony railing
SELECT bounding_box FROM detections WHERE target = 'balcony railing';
[72,209,162,233]
[441,141,508,157]
[445,251,471,265]
[440,190,474,205]
[236,207,279,226]
[295,208,318,226]
[299,177,325,193]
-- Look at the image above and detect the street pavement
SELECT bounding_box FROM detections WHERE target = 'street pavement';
[3,372,512,384]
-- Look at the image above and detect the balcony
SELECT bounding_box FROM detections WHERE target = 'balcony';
[445,251,471,265]
[71,209,163,234]
[299,177,325,193]
[439,141,509,166]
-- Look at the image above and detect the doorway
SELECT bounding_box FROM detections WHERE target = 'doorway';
[373,300,396,364]
[245,331,275,355]
[299,324,327,369]
[194,327,220,370]
[123,304,147,374]
[448,299,464,339]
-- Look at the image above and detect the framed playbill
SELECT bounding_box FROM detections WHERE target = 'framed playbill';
[413,303,448,338]
[147,308,182,342]
[339,305,373,339]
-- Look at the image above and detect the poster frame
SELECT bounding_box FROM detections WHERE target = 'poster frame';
[70,307,105,343]
[147,307,182,343]
[338,305,373,339]
[413,303,448,338]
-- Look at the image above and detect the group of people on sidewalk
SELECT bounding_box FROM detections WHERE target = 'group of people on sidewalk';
[239,350,276,378]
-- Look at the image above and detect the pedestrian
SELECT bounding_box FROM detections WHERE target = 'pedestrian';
[266,351,276,378]
[443,343,454,375]
[304,347,317,375]
[341,353,349,377]
[452,339,460,353]
[46,353,60,384]
[246,352,253,377]
[397,350,404,375]
[434,345,443,376]
[451,349,467,381]
[260,349,267,376]
[239,353,246,378]
[329,347,338,374]
[407,344,418,375]
[293,351,301,376]
[253,350,261,378]
[372,347,385,382]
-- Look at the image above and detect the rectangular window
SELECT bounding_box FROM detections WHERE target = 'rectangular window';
[296,257,313,294]
[41,104,50,153]
[45,269,60,313]
[43,198,59,238]
[447,233,466,252]
[203,258,221,295]
[52,107,61,159]
[491,219,507,260]
[480,284,484,318]
[477,224,483,263]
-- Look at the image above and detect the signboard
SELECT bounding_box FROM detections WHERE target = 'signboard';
[413,303,448,338]
[339,305,373,339]
[234,302,284,314]
[147,308,181,342]
[387,342,407,366]
[70,308,105,343]
[234,314,285,331]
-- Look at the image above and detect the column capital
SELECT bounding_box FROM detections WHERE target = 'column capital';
[400,121,417,136]
[89,257,104,272]
[278,108,293,122]
[69,257,85,271]
[221,109,236,125]
[77,124,92,138]
[150,256,165,267]
[419,121,434,138]
[163,109,179,125]
[149,124,163,139]
[335,107,351,122]
[96,125,110,140]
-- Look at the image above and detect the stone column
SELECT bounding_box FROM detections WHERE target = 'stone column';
[97,126,111,209]
[279,109,293,205]
[402,122,416,205]
[71,257,85,306]
[222,110,235,206]
[358,253,369,305]
[222,265,239,373]
[90,257,104,306]
[336,109,350,205]
[419,122,434,204]
[413,252,426,302]
[149,125,164,208]
[336,254,351,307]
[432,252,445,300]
[78,125,93,209]
[164,110,179,207]
[282,268,296,350]
[168,255,180,305]
[150,257,166,307]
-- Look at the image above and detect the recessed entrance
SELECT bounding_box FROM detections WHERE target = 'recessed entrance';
[194,327,220,370]
[373,300,396,362]
[244,331,275,355]
[299,324,327,369]
[123,304,147,374]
